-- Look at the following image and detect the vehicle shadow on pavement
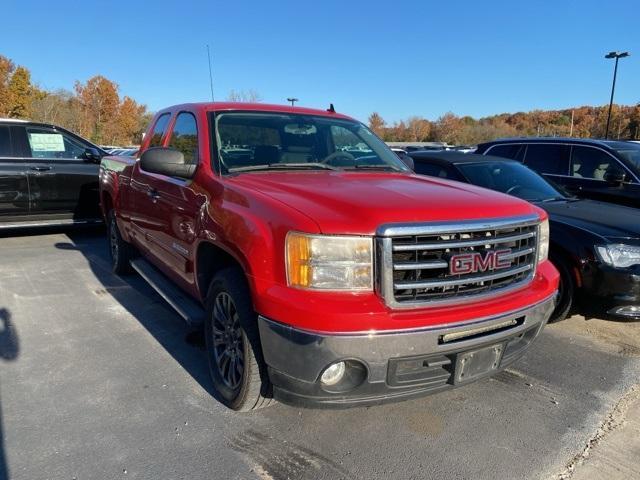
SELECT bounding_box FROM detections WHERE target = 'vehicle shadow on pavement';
[0,308,19,480]
[55,231,216,399]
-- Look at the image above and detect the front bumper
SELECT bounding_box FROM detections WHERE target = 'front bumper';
[258,293,556,408]
[579,264,640,319]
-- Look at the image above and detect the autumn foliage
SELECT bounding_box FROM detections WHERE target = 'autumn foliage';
[0,55,149,145]
[370,104,640,145]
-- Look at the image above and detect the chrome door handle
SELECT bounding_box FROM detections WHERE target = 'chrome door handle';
[147,189,161,201]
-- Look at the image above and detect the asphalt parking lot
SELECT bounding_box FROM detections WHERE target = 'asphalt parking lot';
[1,229,639,480]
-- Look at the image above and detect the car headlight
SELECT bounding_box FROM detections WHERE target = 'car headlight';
[537,219,549,264]
[286,232,373,290]
[595,244,640,268]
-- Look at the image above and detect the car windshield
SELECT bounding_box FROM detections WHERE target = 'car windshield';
[614,145,640,171]
[457,161,565,202]
[213,112,408,173]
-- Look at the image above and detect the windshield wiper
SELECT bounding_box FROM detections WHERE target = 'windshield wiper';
[228,162,338,173]
[541,196,568,203]
[344,164,400,171]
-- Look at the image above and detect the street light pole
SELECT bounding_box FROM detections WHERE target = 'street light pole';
[604,51,630,139]
[287,97,299,107]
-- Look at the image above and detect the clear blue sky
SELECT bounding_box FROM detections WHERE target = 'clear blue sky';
[2,0,638,123]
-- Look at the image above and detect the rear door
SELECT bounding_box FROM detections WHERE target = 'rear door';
[521,143,571,191]
[16,126,101,219]
[0,125,30,218]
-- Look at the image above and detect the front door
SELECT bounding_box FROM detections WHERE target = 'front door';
[16,125,101,219]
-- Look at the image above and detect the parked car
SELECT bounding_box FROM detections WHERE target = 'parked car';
[0,118,106,229]
[476,138,640,209]
[408,150,640,321]
[100,102,558,411]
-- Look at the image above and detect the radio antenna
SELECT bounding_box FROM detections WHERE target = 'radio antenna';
[206,44,215,101]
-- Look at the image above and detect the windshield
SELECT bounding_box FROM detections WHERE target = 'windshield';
[214,112,408,173]
[614,144,640,171]
[457,161,565,202]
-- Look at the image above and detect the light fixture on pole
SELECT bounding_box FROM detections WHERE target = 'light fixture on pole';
[287,97,299,107]
[604,51,630,139]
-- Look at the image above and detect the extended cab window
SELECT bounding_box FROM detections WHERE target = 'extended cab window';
[25,127,87,159]
[169,112,199,165]
[0,126,11,156]
[523,144,570,175]
[570,146,624,180]
[148,114,171,147]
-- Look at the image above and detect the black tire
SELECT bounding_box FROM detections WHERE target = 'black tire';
[204,267,273,411]
[548,256,575,323]
[108,209,134,275]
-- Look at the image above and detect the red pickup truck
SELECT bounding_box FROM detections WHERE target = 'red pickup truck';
[99,102,559,411]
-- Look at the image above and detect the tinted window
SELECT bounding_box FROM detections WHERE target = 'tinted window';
[414,162,451,179]
[613,146,640,174]
[168,113,198,165]
[148,113,171,148]
[0,126,11,156]
[457,161,563,202]
[523,144,570,175]
[26,127,87,159]
[487,144,525,161]
[570,146,624,180]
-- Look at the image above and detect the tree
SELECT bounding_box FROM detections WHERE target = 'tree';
[75,75,121,143]
[368,112,385,137]
[0,55,16,116]
[227,89,262,102]
[406,117,431,141]
[7,66,34,119]
[116,96,146,145]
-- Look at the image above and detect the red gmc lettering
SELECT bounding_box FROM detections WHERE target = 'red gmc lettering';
[450,249,513,275]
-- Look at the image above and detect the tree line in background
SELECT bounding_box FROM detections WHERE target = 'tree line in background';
[3,53,639,148]
[369,104,640,146]
[0,55,150,146]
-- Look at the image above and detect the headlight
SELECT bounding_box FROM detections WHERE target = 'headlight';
[286,232,373,290]
[595,244,640,268]
[537,219,549,264]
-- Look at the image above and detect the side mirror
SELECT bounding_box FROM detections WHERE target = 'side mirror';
[83,147,102,163]
[604,170,626,185]
[398,152,414,171]
[140,147,195,179]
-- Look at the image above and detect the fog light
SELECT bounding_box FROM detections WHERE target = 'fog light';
[320,361,346,386]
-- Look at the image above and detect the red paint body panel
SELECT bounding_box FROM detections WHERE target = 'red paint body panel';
[100,102,558,334]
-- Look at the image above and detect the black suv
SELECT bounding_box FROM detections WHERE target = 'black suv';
[476,138,640,209]
[0,119,106,229]
[409,151,640,322]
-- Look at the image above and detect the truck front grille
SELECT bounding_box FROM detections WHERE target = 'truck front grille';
[376,215,540,308]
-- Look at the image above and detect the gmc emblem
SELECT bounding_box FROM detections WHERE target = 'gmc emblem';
[449,249,512,275]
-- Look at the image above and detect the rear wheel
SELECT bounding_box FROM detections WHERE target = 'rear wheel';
[549,257,575,323]
[108,210,134,275]
[204,267,273,411]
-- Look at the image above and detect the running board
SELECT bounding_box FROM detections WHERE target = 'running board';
[130,258,205,327]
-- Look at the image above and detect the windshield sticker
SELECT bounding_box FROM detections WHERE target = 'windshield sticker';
[28,133,66,152]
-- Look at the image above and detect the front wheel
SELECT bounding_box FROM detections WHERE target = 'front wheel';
[548,257,575,323]
[204,267,273,411]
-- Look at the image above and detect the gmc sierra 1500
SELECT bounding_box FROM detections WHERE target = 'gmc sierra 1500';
[99,102,559,411]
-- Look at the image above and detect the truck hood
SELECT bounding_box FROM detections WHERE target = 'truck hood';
[229,171,541,234]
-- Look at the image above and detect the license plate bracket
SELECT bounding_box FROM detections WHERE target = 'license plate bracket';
[454,343,504,384]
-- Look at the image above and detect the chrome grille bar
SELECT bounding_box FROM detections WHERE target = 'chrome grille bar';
[392,231,536,251]
[394,264,532,290]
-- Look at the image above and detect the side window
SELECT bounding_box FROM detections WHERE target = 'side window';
[25,127,87,159]
[148,113,171,148]
[487,144,525,162]
[523,144,570,175]
[0,126,12,156]
[168,113,199,165]
[414,162,451,179]
[570,146,624,180]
